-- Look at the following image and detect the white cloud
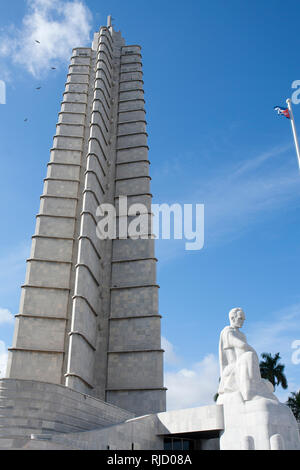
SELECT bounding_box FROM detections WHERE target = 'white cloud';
[162,336,181,366]
[0,341,8,378]
[198,144,300,245]
[0,308,14,325]
[0,0,92,77]
[155,143,300,264]
[232,144,292,178]
[165,352,219,410]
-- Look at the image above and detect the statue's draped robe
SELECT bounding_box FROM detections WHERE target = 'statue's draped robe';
[218,326,275,401]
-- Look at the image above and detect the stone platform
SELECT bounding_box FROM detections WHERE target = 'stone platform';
[1,378,299,450]
[26,403,224,450]
[0,378,224,450]
[0,378,134,449]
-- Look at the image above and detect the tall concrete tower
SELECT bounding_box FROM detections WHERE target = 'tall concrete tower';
[6,17,166,417]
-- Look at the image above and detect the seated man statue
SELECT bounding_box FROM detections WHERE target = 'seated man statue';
[217,307,276,403]
[216,307,300,449]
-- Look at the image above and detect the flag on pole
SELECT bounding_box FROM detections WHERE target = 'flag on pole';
[274,106,290,119]
[286,99,300,169]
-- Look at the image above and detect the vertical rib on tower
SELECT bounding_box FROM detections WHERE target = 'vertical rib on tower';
[105,42,166,416]
[6,21,166,417]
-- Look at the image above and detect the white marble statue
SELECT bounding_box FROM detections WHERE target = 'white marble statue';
[217,307,300,450]
[217,307,276,403]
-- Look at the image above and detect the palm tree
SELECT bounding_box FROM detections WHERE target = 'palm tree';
[259,352,288,390]
[213,378,221,402]
[286,391,300,421]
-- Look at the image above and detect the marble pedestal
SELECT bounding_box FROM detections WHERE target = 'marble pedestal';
[218,392,300,450]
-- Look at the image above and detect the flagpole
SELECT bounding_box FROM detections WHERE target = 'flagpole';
[286,98,300,169]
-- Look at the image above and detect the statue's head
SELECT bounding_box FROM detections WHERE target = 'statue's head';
[229,307,245,328]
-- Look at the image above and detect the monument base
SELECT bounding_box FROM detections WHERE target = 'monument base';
[0,379,224,450]
[218,392,300,450]
[1,378,299,450]
[0,378,134,449]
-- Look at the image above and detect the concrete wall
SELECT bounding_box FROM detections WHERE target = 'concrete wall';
[0,378,134,450]
[25,404,224,450]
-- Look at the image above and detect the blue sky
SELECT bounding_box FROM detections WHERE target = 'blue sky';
[1,0,300,409]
